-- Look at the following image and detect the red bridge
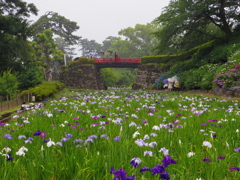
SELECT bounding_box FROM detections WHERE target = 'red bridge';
[92,57,141,68]
[93,57,140,64]
[90,51,141,68]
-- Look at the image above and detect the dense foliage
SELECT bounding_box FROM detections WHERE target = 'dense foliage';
[17,62,44,90]
[31,11,80,45]
[68,57,95,67]
[101,68,138,87]
[20,81,65,101]
[0,69,18,95]
[153,0,240,55]
[0,0,38,72]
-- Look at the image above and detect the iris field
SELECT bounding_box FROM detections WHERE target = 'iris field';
[0,90,240,180]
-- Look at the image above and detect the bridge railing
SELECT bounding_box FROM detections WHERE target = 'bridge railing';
[93,57,141,63]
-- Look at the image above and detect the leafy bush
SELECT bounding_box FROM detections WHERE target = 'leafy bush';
[170,41,218,74]
[20,81,65,101]
[17,62,44,90]
[0,69,18,95]
[212,50,240,90]
[69,57,94,68]
[176,64,219,90]
[141,50,195,65]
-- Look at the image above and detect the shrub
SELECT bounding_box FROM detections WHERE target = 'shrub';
[17,62,44,90]
[212,51,240,90]
[20,81,65,101]
[141,50,195,65]
[171,64,219,90]
[69,57,94,68]
[0,69,18,95]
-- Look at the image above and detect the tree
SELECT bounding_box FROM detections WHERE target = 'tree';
[55,37,76,62]
[102,36,121,51]
[32,29,64,80]
[17,62,43,90]
[101,68,137,87]
[105,22,159,57]
[0,69,18,95]
[0,0,38,72]
[109,40,138,57]
[153,0,240,54]
[32,12,81,45]
[79,38,102,57]
[118,23,159,57]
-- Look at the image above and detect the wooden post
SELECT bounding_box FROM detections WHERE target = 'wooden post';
[16,93,18,106]
[28,91,30,103]
[10,94,12,109]
[7,95,9,110]
[0,96,2,112]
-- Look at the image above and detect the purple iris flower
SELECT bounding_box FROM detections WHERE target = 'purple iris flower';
[25,137,33,144]
[162,155,177,168]
[33,130,41,136]
[114,136,120,141]
[234,148,240,152]
[61,137,69,142]
[93,116,98,120]
[74,139,84,143]
[56,142,63,147]
[0,122,5,126]
[89,135,98,139]
[142,120,148,124]
[66,134,72,138]
[152,164,165,175]
[140,167,151,173]
[217,156,225,160]
[202,157,212,162]
[43,139,50,143]
[110,167,135,180]
[111,168,126,178]
[229,167,240,171]
[7,153,13,161]
[4,134,13,139]
[40,132,47,138]
[208,119,218,122]
[160,171,170,180]
[130,157,141,168]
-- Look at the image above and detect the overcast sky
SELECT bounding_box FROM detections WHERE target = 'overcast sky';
[24,0,170,44]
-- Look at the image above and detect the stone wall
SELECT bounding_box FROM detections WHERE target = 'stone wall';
[60,65,105,90]
[215,81,240,98]
[60,64,165,90]
[133,65,165,90]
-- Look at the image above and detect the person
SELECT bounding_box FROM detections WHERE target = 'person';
[162,79,168,91]
[167,78,173,92]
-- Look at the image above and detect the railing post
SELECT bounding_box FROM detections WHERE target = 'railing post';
[0,96,2,112]
[7,95,9,110]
